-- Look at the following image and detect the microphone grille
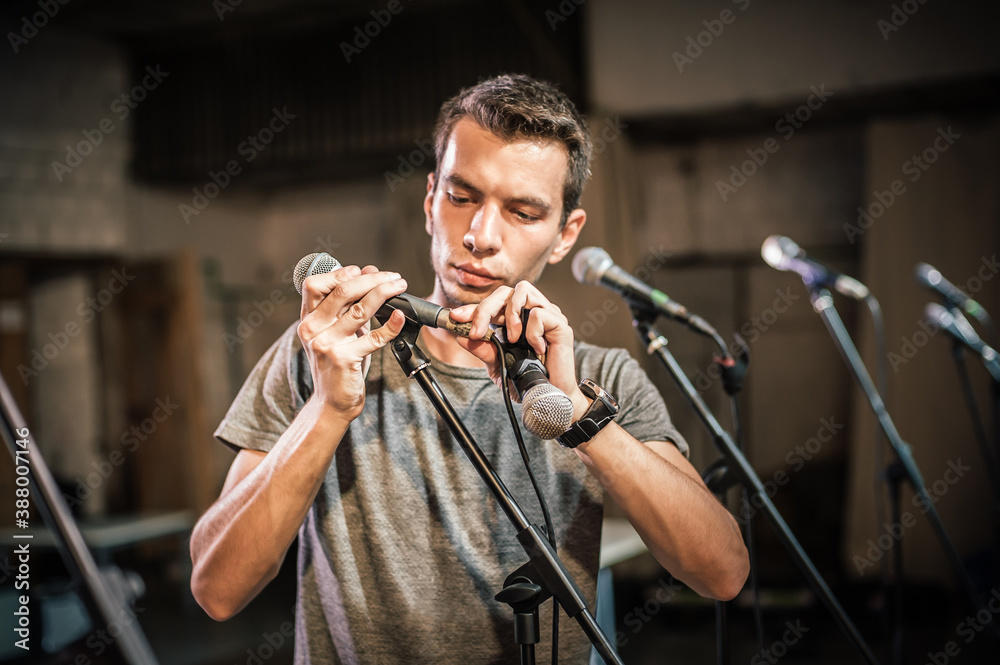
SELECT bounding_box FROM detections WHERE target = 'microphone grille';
[923,301,951,326]
[760,235,800,271]
[572,247,613,286]
[521,384,574,440]
[293,252,342,295]
[915,262,939,288]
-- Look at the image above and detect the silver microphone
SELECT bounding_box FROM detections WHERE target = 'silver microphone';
[924,303,1000,382]
[761,235,870,299]
[293,252,342,294]
[499,314,575,440]
[293,252,492,341]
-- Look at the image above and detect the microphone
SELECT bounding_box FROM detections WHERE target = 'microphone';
[916,263,987,323]
[924,303,1000,382]
[499,310,574,440]
[572,247,717,336]
[761,235,870,299]
[293,253,572,437]
[292,253,493,341]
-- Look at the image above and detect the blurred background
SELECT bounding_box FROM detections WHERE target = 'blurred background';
[1,0,999,663]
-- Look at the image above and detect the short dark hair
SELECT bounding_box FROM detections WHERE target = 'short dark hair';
[432,74,592,225]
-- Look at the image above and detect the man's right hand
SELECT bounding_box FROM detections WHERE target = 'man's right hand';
[191,264,408,621]
[296,264,408,418]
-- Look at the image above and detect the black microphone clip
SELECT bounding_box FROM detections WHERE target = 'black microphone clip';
[497,309,548,396]
[496,309,574,440]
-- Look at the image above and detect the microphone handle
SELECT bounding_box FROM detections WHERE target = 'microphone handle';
[379,294,495,341]
[506,354,549,399]
[293,253,491,340]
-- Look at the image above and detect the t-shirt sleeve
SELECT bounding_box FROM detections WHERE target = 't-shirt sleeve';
[214,322,310,454]
[581,344,690,458]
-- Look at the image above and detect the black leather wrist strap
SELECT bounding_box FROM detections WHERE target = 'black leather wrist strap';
[557,378,619,448]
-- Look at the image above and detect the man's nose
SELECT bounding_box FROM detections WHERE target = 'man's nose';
[463,202,502,254]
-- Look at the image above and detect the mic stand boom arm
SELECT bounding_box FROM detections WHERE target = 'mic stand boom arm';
[629,306,880,665]
[383,318,624,665]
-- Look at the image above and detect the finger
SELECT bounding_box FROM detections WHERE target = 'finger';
[448,304,474,322]
[506,282,553,343]
[523,306,553,358]
[504,298,523,343]
[352,308,406,357]
[468,286,513,339]
[299,270,402,341]
[329,276,408,338]
[450,305,506,343]
[525,306,578,392]
[302,265,392,318]
[524,306,572,372]
[456,337,500,367]
[300,264,361,319]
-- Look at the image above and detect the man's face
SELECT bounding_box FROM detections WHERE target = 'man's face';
[424,118,585,308]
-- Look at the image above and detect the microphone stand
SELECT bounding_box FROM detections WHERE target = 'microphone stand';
[702,460,736,665]
[702,341,752,665]
[947,340,1000,526]
[0,373,158,665]
[803,285,999,644]
[628,305,880,665]
[382,318,624,665]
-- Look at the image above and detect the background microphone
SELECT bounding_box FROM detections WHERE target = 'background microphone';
[572,246,717,336]
[924,303,1000,382]
[761,235,870,299]
[293,252,493,341]
[916,263,987,323]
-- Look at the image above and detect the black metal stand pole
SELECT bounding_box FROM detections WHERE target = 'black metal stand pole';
[384,323,624,665]
[630,309,880,665]
[0,374,158,665]
[703,460,734,665]
[882,461,905,665]
[994,381,1000,494]
[805,286,997,641]
[949,341,1000,513]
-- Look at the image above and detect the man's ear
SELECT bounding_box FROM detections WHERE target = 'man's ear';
[424,172,436,236]
[547,208,586,265]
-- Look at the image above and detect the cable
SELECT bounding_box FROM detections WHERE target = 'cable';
[491,335,560,665]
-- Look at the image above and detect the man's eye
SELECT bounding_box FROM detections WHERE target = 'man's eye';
[514,210,540,222]
[447,193,470,205]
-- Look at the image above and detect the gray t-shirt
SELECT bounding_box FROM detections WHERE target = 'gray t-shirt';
[215,323,687,665]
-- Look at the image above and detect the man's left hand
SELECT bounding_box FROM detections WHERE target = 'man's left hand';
[449,281,588,419]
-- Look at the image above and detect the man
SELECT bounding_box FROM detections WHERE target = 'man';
[191,74,749,664]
